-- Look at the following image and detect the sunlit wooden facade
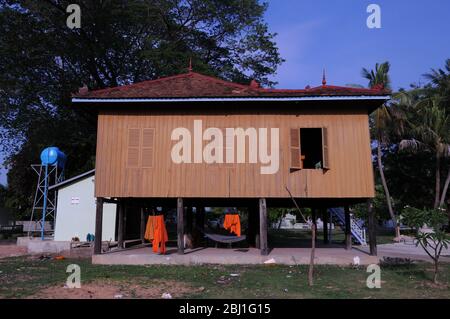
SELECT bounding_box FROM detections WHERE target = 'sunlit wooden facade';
[72,71,389,256]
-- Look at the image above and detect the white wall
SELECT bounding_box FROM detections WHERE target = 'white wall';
[54,175,116,241]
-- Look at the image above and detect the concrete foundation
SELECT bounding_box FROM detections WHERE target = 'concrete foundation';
[18,237,71,254]
[16,236,52,247]
[27,240,71,254]
[92,247,379,266]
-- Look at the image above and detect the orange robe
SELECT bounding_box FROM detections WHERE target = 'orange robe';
[223,214,241,237]
[152,215,168,254]
[144,216,155,242]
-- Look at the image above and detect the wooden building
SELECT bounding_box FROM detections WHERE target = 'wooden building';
[72,70,389,256]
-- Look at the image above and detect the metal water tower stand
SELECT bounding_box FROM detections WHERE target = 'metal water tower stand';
[28,159,65,239]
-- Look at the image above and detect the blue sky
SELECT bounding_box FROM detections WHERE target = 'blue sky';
[1,0,449,186]
[265,0,450,89]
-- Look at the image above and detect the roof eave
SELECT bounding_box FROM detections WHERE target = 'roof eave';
[72,95,391,103]
[48,169,95,191]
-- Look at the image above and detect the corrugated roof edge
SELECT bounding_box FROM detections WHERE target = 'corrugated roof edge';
[72,95,391,103]
[48,169,95,191]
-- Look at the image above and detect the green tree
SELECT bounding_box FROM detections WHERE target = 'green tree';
[402,206,450,283]
[0,0,283,218]
[381,146,435,210]
[0,184,6,207]
[423,60,450,208]
[399,95,450,209]
[362,62,401,238]
[424,59,450,106]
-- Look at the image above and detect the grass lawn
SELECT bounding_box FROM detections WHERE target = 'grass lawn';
[0,256,449,299]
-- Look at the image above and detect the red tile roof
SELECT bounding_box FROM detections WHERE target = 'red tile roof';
[72,71,389,100]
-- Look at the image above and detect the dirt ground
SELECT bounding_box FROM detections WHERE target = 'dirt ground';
[28,279,195,299]
[0,243,27,259]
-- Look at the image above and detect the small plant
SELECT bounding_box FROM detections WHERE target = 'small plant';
[402,206,450,283]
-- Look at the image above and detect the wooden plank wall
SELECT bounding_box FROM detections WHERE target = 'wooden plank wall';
[95,109,375,199]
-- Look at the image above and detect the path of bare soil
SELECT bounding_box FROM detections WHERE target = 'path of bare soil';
[0,243,27,259]
[28,279,195,299]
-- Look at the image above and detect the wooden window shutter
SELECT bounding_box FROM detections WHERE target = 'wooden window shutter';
[127,128,140,167]
[290,128,302,170]
[141,128,155,168]
[322,127,330,170]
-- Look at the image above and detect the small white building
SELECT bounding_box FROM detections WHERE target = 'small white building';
[50,170,116,242]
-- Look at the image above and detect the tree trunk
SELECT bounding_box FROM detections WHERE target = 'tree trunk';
[434,259,439,284]
[284,186,315,286]
[439,167,450,208]
[377,139,399,238]
[434,152,441,209]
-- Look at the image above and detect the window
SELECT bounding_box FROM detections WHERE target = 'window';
[290,127,329,170]
[127,128,140,167]
[127,128,155,168]
[141,128,155,168]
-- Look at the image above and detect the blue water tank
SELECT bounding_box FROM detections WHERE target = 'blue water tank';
[40,147,66,168]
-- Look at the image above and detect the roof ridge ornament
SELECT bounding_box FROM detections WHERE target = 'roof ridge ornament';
[250,79,260,89]
[322,69,327,86]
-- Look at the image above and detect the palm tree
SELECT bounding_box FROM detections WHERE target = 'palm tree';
[424,59,450,100]
[399,95,450,209]
[423,60,450,208]
[362,62,401,239]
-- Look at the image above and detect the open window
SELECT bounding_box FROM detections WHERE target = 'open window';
[289,127,329,170]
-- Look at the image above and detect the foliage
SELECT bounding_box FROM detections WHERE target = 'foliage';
[402,206,450,283]
[374,58,450,221]
[401,206,448,230]
[362,62,391,90]
[353,184,390,221]
[0,0,283,218]
[0,184,6,207]
[424,58,450,103]
[381,148,436,210]
[268,207,296,226]
[396,91,450,209]
[362,61,401,237]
